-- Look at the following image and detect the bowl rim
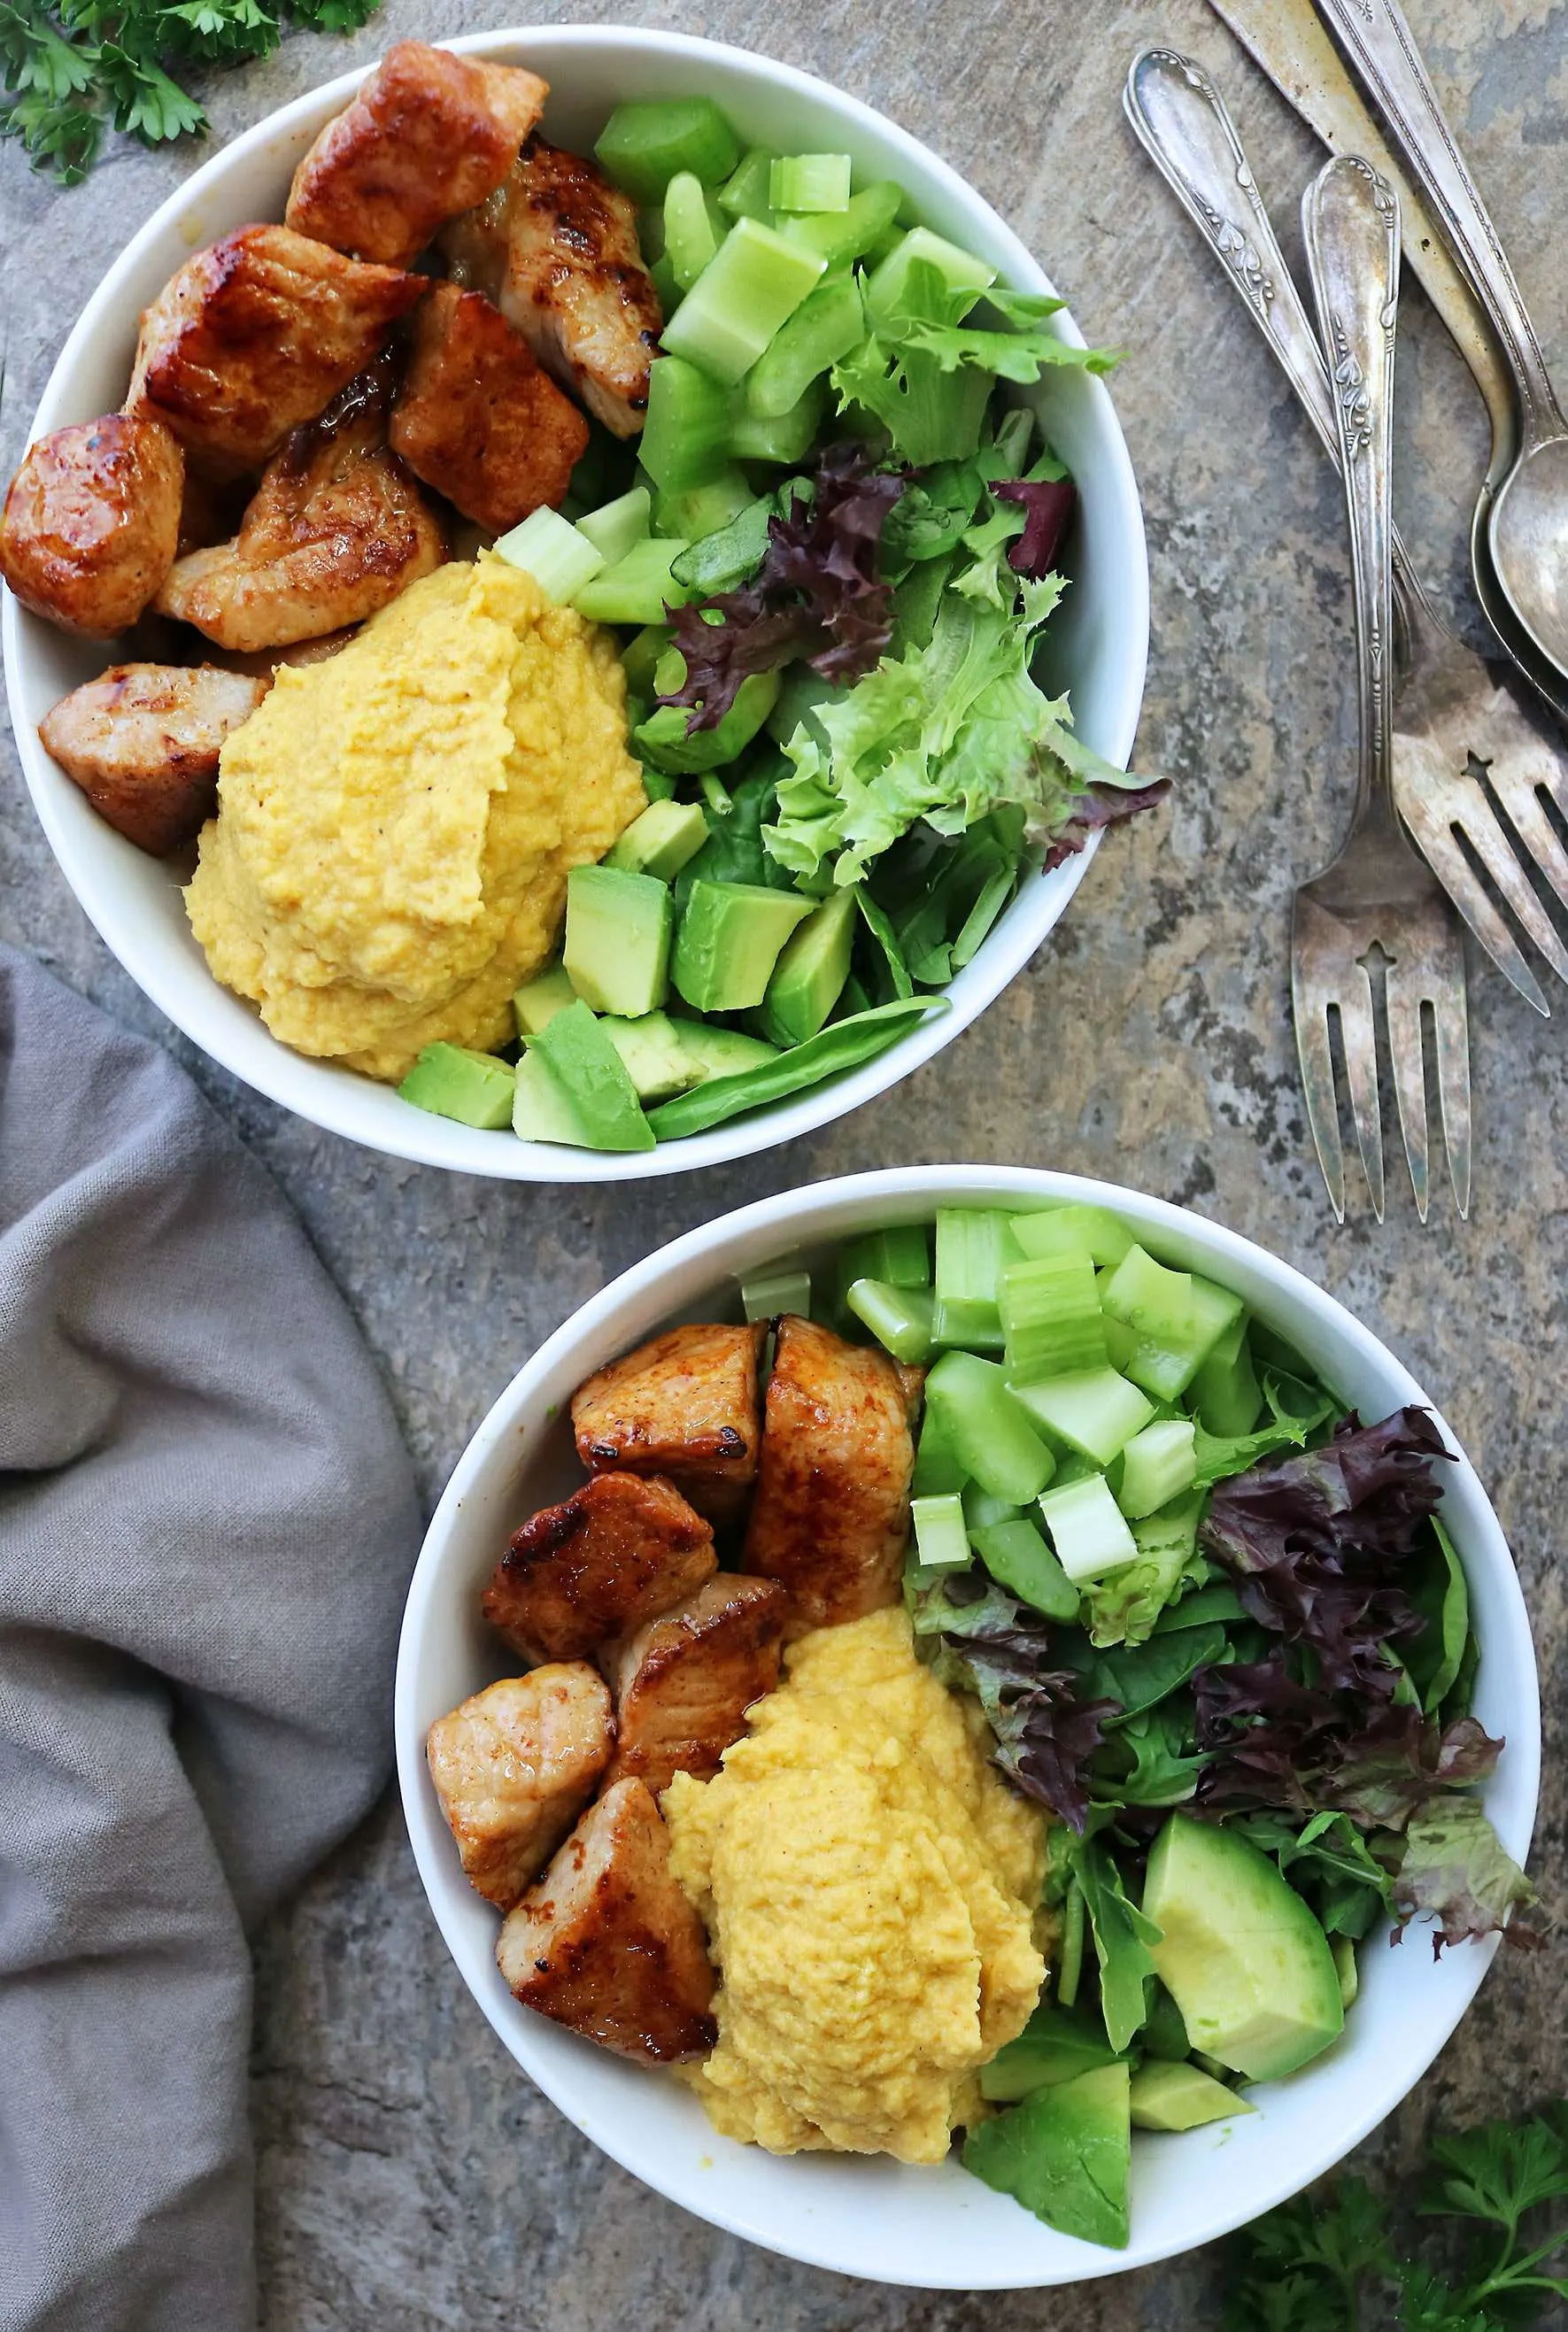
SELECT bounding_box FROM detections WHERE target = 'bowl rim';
[2,23,1150,1184]
[394,1163,1541,2286]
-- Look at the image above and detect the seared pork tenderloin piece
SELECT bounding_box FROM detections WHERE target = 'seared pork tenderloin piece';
[497,1776,716,2061]
[286,42,547,267]
[389,284,589,531]
[607,1575,789,1797]
[571,1321,765,1526]
[483,1471,715,1667]
[127,225,423,475]
[39,663,267,854]
[0,414,182,637]
[442,136,663,437]
[426,1664,614,1911]
[155,359,444,652]
[743,1316,923,1638]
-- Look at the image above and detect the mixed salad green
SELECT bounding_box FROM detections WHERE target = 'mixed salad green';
[750,1203,1535,2251]
[396,96,1163,1151]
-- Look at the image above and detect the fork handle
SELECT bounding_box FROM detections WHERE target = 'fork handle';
[1302,156,1402,842]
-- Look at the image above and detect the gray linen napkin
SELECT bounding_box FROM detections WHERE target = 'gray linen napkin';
[0,946,421,2332]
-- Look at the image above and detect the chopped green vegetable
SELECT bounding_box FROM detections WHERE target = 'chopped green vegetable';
[595,96,740,205]
[606,799,711,881]
[1039,1473,1139,1584]
[1009,1367,1155,1468]
[911,1492,969,1572]
[573,537,691,626]
[969,1517,1078,1620]
[639,354,733,496]
[740,1267,811,1322]
[636,668,780,774]
[512,961,577,1038]
[776,177,902,267]
[671,877,813,1011]
[398,1042,514,1131]
[523,1000,654,1153]
[864,224,997,325]
[924,1350,1054,1503]
[644,995,945,1139]
[769,151,852,213]
[668,495,774,595]
[663,168,727,290]
[715,145,778,220]
[846,1278,934,1366]
[728,375,828,463]
[575,485,652,568]
[744,275,866,416]
[932,1207,1018,1351]
[494,506,605,602]
[963,2063,1132,2249]
[660,215,826,386]
[1000,1253,1107,1381]
[562,864,672,1018]
[1116,1418,1198,1520]
[652,468,755,539]
[1012,1203,1136,1270]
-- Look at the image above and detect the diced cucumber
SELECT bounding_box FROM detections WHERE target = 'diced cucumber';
[776,178,901,267]
[846,1278,934,1366]
[1011,1203,1136,1270]
[1000,1254,1107,1381]
[575,485,652,568]
[660,216,826,386]
[865,224,996,324]
[513,961,577,1037]
[729,376,827,463]
[668,494,774,594]
[562,864,673,1017]
[769,152,853,213]
[573,538,691,625]
[924,1350,1055,1503]
[493,506,605,602]
[1008,1367,1155,1467]
[606,799,710,881]
[716,146,779,221]
[595,97,741,205]
[745,274,865,418]
[635,668,780,774]
[639,354,733,496]
[398,1042,514,1131]
[513,1050,595,1146]
[653,467,754,540]
[912,1492,970,1572]
[523,1000,654,1152]
[664,170,728,290]
[969,1517,1079,1620]
[741,1266,811,1321]
[1117,1418,1198,1521]
[1039,1474,1140,1584]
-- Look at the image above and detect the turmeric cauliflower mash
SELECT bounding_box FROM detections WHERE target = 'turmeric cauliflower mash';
[662,1606,1047,2164]
[185,554,645,1082]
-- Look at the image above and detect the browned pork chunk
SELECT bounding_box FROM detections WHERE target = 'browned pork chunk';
[571,1322,766,1526]
[443,137,663,437]
[497,1777,716,2061]
[127,225,423,475]
[483,1471,716,1667]
[0,414,183,638]
[743,1316,923,1637]
[607,1576,789,1798]
[38,662,267,854]
[426,1664,614,1911]
[286,42,547,267]
[155,361,444,651]
[389,284,589,531]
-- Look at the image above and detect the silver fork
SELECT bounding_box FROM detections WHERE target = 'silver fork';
[1294,154,1470,1221]
[1124,50,1568,1018]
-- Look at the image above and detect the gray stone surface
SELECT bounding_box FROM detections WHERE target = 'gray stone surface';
[4,2,1567,2322]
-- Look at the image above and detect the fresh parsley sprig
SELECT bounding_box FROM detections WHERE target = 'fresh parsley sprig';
[1224,2107,1568,2330]
[0,0,380,182]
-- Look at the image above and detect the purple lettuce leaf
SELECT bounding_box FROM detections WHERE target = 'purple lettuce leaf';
[994,475,1075,579]
[1039,778,1172,875]
[1386,1796,1541,1957]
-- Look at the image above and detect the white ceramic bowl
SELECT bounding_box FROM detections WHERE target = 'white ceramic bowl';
[395,1164,1540,2287]
[3,27,1148,1183]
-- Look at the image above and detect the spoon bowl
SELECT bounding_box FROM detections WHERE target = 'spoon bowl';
[1489,434,1568,681]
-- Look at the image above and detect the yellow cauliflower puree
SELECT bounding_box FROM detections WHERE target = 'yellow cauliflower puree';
[663,1606,1047,2164]
[185,556,645,1081]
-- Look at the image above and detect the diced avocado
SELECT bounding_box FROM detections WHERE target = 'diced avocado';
[513,961,577,1037]
[635,668,780,775]
[671,1021,780,1081]
[523,1001,654,1153]
[1142,1813,1344,2082]
[606,799,711,881]
[599,1010,699,1102]
[979,2007,1123,2103]
[398,1041,514,1131]
[1332,1934,1359,2009]
[760,884,857,1046]
[513,1051,595,1146]
[672,878,813,1012]
[962,2062,1131,2249]
[562,865,673,1018]
[1128,2060,1253,2134]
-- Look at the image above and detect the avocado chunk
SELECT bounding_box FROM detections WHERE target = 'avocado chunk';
[963,2062,1132,2249]
[979,2005,1124,2104]
[671,1021,778,1081]
[599,1010,699,1102]
[513,961,577,1037]
[1139,1981,1191,2064]
[1128,2060,1254,2134]
[761,884,857,1046]
[398,1042,514,1131]
[606,799,711,880]
[1142,1813,1343,2081]
[512,1051,595,1146]
[634,667,781,775]
[563,865,673,1018]
[672,878,813,1012]
[523,1000,654,1152]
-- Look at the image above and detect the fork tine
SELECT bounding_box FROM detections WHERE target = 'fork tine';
[1337,962,1386,1224]
[1430,967,1472,1218]
[1482,749,1568,917]
[1291,912,1348,1224]
[1444,787,1568,990]
[1382,950,1432,1223]
[1396,787,1552,1013]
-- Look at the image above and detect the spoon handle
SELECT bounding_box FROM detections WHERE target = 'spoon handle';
[1312,0,1565,446]
[1302,156,1402,835]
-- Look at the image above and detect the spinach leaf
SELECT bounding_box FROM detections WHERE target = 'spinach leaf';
[1071,1830,1162,2053]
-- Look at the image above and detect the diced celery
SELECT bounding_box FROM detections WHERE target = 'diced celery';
[717,146,779,220]
[653,468,755,540]
[1011,1203,1136,1270]
[665,170,728,291]
[639,355,733,496]
[606,799,710,881]
[576,484,652,568]
[865,224,997,324]
[660,217,827,386]
[1000,1254,1107,1381]
[595,97,741,205]
[729,377,827,464]
[744,274,865,417]
[669,495,773,594]
[1039,1475,1140,1585]
[635,668,780,773]
[839,1223,931,1292]
[911,1402,969,1498]
[1117,1419,1198,1521]
[846,1278,934,1365]
[924,1351,1055,1503]
[1009,1367,1155,1468]
[1101,1311,1138,1373]
[513,961,576,1037]
[769,152,853,213]
[1051,1451,1104,1490]
[777,178,901,267]
[573,538,691,626]
[933,1207,1021,1350]
[970,1517,1079,1620]
[1190,1330,1263,1438]
[741,1266,811,1321]
[493,506,605,602]
[912,1492,970,1572]
[1101,1247,1245,1401]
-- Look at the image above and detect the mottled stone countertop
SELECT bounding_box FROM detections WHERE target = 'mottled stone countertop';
[4,2,1566,2323]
